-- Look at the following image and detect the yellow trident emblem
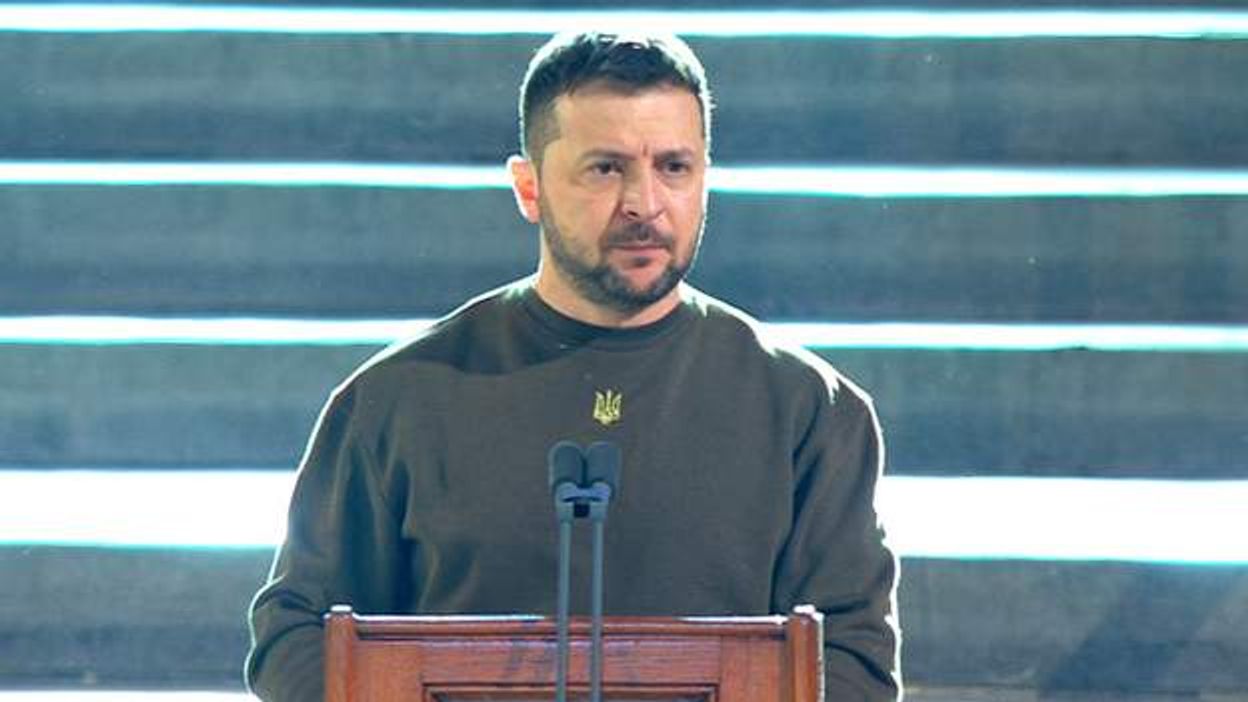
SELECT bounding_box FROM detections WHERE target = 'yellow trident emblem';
[592,390,623,427]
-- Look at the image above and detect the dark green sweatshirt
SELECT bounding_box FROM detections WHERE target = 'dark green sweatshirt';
[246,281,900,700]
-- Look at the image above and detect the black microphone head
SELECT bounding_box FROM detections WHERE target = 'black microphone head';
[585,441,621,493]
[548,440,585,494]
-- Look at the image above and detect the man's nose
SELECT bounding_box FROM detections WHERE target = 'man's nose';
[620,168,661,221]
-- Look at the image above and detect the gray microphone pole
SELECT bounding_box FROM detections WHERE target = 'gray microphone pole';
[548,441,585,702]
[584,441,621,702]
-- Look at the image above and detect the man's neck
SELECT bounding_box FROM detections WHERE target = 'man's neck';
[533,273,682,329]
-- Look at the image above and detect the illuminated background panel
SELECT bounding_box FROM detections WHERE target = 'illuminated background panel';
[1,342,1246,479]
[1,31,1246,165]
[4,185,1247,322]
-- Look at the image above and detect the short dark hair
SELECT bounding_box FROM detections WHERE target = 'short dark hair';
[518,31,713,168]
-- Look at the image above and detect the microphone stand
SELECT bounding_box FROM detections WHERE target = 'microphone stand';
[584,441,621,702]
[590,515,605,702]
[548,440,620,702]
[554,495,575,702]
[549,441,583,702]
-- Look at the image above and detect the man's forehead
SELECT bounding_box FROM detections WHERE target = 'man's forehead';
[549,84,706,152]
[556,80,700,115]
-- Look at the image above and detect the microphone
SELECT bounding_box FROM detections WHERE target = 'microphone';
[548,440,586,522]
[585,441,621,506]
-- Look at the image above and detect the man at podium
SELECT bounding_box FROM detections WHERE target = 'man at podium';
[247,30,901,701]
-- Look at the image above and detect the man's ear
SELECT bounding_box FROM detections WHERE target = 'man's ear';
[507,155,541,224]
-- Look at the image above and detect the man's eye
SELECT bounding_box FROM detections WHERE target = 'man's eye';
[663,160,691,174]
[590,162,621,176]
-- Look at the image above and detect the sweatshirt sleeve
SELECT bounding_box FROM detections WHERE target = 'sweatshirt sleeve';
[245,380,409,702]
[772,367,902,701]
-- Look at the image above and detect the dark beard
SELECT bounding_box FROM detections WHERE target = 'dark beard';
[541,214,698,315]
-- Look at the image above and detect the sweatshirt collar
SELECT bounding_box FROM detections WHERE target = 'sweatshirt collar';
[519,283,693,351]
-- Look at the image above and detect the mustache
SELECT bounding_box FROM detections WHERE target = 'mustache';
[603,223,674,249]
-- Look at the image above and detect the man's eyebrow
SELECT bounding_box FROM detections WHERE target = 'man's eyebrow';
[576,149,632,164]
[576,147,699,163]
[655,148,698,161]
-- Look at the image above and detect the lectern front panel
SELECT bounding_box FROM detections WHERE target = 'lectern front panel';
[430,687,713,702]
[325,609,822,702]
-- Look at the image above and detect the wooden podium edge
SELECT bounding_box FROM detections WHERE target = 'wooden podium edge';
[786,605,824,702]
[325,604,823,701]
[325,604,356,702]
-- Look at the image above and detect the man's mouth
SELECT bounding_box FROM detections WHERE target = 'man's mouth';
[609,220,670,239]
[606,226,673,253]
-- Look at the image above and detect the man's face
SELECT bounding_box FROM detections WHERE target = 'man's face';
[527,83,708,319]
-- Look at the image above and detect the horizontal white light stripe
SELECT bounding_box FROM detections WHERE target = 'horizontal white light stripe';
[0,162,511,189]
[0,471,293,549]
[1,470,1245,564]
[710,166,1248,198]
[878,477,1248,564]
[2,6,1248,39]
[4,316,1248,353]
[768,322,1248,353]
[6,162,1248,198]
[2,316,431,346]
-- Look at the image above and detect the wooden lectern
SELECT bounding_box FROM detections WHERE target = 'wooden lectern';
[325,605,824,701]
